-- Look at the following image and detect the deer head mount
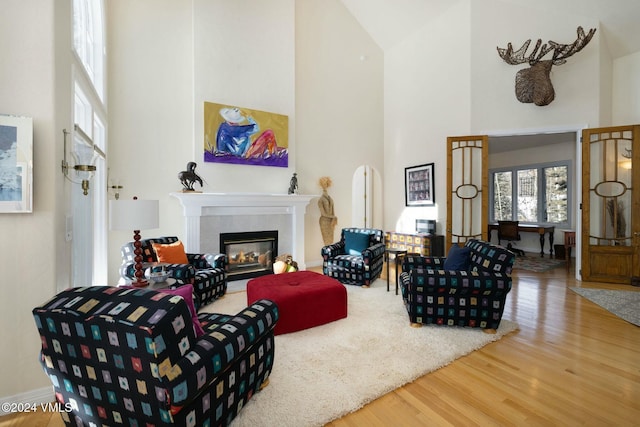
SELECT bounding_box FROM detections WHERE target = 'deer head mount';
[497,26,596,106]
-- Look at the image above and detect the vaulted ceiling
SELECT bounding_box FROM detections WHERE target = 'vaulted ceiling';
[340,0,640,59]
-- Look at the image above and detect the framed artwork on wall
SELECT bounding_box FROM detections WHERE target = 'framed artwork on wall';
[405,163,434,206]
[203,101,289,168]
[0,115,33,213]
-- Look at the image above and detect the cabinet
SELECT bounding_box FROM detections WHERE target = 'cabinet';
[385,232,444,257]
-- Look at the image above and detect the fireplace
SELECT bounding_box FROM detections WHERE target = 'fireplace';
[170,193,315,271]
[221,230,278,281]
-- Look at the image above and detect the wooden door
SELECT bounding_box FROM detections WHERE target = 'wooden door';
[581,125,640,284]
[352,165,382,229]
[447,136,488,250]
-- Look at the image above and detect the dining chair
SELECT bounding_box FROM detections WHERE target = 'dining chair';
[497,220,525,256]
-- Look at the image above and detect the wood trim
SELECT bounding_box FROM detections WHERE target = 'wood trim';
[447,135,488,250]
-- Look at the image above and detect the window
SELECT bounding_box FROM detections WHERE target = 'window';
[491,161,570,226]
[73,0,105,101]
[71,0,107,287]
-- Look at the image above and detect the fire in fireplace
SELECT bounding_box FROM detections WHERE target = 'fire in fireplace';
[220,230,278,281]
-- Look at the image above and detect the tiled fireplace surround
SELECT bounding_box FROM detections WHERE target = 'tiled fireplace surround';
[170,192,315,273]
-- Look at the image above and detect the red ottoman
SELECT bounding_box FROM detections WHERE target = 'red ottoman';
[247,270,347,335]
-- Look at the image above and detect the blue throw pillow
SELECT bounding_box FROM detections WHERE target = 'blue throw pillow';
[443,245,471,270]
[344,231,371,256]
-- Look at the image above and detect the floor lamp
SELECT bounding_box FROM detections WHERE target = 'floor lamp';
[109,197,160,287]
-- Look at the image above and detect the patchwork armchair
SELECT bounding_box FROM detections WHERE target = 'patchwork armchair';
[399,239,514,331]
[321,227,385,286]
[33,286,278,426]
[120,236,226,308]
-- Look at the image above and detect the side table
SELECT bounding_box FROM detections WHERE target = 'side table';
[385,248,407,295]
[145,263,172,289]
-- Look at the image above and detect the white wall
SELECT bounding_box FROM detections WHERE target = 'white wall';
[598,31,613,126]
[106,0,382,277]
[296,0,384,265]
[383,0,605,239]
[0,0,73,402]
[106,0,196,283]
[612,51,640,124]
[471,1,601,131]
[384,1,472,234]
[193,0,295,194]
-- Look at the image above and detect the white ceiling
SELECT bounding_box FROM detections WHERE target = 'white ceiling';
[340,0,640,58]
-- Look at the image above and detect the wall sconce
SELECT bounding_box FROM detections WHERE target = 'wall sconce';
[109,182,124,200]
[61,125,103,195]
[107,168,124,200]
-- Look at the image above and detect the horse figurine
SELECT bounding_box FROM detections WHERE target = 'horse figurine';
[178,161,203,192]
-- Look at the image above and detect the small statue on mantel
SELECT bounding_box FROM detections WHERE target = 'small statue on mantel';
[288,172,298,194]
[178,161,203,192]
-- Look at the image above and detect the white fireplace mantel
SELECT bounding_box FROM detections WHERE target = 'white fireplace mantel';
[170,192,316,269]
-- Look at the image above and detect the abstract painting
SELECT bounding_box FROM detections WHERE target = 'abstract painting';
[0,115,32,213]
[204,102,289,168]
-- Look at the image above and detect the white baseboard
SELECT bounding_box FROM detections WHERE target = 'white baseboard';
[0,386,54,416]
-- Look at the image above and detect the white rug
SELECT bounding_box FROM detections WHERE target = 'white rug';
[203,279,518,426]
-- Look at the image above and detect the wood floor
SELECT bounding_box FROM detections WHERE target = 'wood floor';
[3,261,639,426]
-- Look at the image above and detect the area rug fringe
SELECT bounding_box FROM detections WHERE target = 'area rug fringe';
[204,279,519,426]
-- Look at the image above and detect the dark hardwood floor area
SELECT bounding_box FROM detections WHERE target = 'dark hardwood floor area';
[3,259,639,426]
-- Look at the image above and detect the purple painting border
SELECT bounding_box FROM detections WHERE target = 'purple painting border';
[204,150,288,168]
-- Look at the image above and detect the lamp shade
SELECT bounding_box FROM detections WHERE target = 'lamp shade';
[109,199,159,231]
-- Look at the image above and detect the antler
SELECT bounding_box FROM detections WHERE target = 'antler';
[497,38,554,65]
[497,26,596,66]
[549,26,597,65]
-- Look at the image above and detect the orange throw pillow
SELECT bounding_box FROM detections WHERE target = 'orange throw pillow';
[152,241,189,264]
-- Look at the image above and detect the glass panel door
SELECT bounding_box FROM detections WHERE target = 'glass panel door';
[447,136,488,249]
[582,125,639,284]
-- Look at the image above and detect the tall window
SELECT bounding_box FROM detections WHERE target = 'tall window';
[73,0,105,101]
[72,0,107,286]
[491,161,570,226]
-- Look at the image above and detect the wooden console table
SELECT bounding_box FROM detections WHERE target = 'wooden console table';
[488,223,555,257]
[385,232,445,257]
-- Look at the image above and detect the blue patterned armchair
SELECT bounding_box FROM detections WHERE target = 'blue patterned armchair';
[399,239,514,331]
[33,286,278,426]
[321,227,386,286]
[120,236,226,308]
